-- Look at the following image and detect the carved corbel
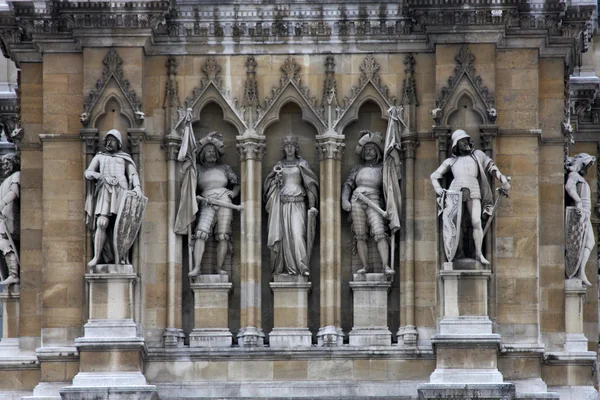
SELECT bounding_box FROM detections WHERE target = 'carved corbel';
[163,134,182,161]
[480,126,498,154]
[80,128,99,155]
[128,129,146,155]
[315,135,345,161]
[402,138,420,160]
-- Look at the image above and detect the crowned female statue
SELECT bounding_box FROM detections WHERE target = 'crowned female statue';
[264,136,319,276]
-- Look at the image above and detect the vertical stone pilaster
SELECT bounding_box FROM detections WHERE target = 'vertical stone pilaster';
[163,135,184,347]
[236,135,266,347]
[399,137,419,347]
[315,134,345,346]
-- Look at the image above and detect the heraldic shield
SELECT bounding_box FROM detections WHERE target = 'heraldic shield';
[565,206,590,279]
[113,191,148,264]
[442,190,463,262]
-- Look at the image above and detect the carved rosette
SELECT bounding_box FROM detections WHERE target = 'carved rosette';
[316,136,345,161]
[237,137,266,162]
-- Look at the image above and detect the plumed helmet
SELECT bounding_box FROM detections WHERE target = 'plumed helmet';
[450,129,470,152]
[197,131,225,156]
[355,130,384,156]
[566,153,596,172]
[105,129,123,146]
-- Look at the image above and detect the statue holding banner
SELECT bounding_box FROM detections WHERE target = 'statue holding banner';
[430,129,510,265]
[342,108,403,276]
[173,110,241,277]
[0,153,20,286]
[85,129,147,269]
[565,153,595,287]
[264,136,319,277]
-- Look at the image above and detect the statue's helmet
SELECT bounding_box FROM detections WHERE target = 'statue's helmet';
[197,131,225,159]
[450,129,470,152]
[355,130,384,157]
[566,153,596,172]
[104,129,123,146]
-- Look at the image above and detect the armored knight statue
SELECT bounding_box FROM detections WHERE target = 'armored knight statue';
[565,153,595,287]
[430,129,511,265]
[180,131,240,277]
[0,153,20,286]
[342,130,401,276]
[264,136,319,277]
[85,129,145,268]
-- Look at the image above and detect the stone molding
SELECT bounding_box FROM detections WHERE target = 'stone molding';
[81,48,144,129]
[315,135,345,161]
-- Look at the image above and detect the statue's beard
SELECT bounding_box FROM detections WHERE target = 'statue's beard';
[457,147,471,156]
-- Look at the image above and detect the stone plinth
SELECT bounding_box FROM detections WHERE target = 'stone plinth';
[418,384,516,399]
[348,273,392,347]
[564,278,588,352]
[0,285,20,356]
[61,264,158,400]
[189,274,232,348]
[441,260,490,318]
[269,275,312,348]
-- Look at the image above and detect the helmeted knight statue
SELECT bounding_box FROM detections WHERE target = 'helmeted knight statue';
[342,123,402,276]
[173,111,241,278]
[0,153,20,286]
[84,129,147,269]
[264,136,319,277]
[430,129,511,265]
[564,153,595,287]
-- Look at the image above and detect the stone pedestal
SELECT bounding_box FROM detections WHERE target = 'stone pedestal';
[348,273,392,347]
[189,274,232,348]
[0,285,20,357]
[564,278,588,352]
[60,265,157,400]
[269,275,312,348]
[419,261,513,399]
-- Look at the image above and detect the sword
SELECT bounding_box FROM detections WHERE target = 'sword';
[482,186,510,238]
[197,195,243,212]
[355,192,388,219]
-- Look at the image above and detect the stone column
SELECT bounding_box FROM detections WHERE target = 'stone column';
[315,133,345,346]
[269,275,312,348]
[61,264,157,400]
[189,275,232,347]
[236,135,266,347]
[163,135,184,347]
[0,286,20,356]
[349,273,392,346]
[399,137,419,348]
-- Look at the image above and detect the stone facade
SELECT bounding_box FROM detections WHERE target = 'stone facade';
[0,0,597,399]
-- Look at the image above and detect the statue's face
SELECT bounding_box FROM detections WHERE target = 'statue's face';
[0,158,12,176]
[105,136,119,153]
[363,143,378,162]
[283,143,296,158]
[456,138,471,154]
[203,145,218,163]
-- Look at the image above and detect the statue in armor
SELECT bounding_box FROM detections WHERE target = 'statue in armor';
[264,136,319,276]
[342,131,399,276]
[84,129,143,268]
[0,153,20,286]
[430,129,510,265]
[188,132,240,277]
[564,153,595,287]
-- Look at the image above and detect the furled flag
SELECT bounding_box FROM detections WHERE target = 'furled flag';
[383,106,404,235]
[173,108,198,235]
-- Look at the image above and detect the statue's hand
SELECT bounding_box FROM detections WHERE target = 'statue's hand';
[501,175,511,192]
[342,199,352,212]
[575,201,583,215]
[434,187,445,197]
[133,186,143,198]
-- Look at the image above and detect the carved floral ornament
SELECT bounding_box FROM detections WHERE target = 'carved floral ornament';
[81,48,144,128]
[432,45,496,126]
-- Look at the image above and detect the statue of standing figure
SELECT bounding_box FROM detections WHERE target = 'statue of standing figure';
[264,136,319,277]
[0,153,20,286]
[565,153,595,287]
[342,130,402,276]
[85,129,146,268]
[430,129,510,265]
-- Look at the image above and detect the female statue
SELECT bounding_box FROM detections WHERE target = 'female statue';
[264,136,319,276]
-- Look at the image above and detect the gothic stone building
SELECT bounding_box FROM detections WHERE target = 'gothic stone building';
[0,0,598,399]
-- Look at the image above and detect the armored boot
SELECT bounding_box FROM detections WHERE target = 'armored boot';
[0,251,19,286]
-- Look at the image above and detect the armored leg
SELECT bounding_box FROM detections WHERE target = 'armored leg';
[0,251,19,286]
[190,205,216,277]
[366,206,393,275]
[88,215,109,269]
[467,199,489,265]
[351,201,370,273]
[213,206,233,275]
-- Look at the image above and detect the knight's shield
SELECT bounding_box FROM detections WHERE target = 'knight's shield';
[442,190,463,262]
[565,206,589,279]
[113,191,148,264]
